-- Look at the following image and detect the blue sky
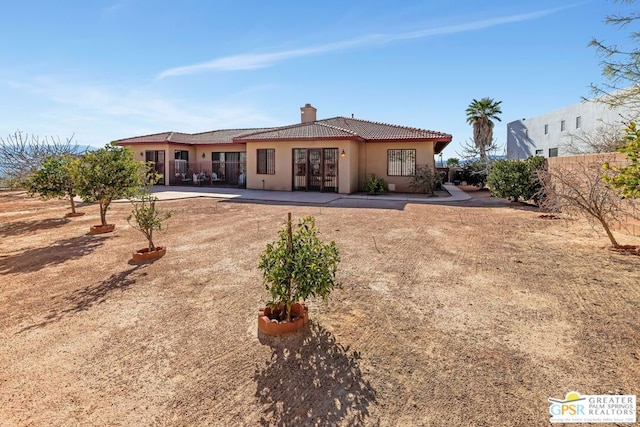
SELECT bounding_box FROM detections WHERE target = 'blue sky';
[0,0,630,159]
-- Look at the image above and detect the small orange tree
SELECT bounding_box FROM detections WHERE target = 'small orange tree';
[258,213,340,322]
[127,193,171,252]
[27,155,81,214]
[74,144,145,227]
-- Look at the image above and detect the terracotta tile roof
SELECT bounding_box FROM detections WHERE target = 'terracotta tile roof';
[233,117,451,142]
[114,116,452,146]
[184,128,273,144]
[112,132,174,144]
[114,128,273,145]
[233,122,362,141]
[318,117,452,141]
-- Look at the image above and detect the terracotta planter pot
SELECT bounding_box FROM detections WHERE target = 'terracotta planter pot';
[65,212,85,218]
[258,302,308,336]
[132,246,166,261]
[89,224,115,234]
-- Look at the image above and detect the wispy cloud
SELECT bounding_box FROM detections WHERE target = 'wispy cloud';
[157,5,577,79]
[4,76,274,141]
[101,1,127,19]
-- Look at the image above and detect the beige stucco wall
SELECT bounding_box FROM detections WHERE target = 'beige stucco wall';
[362,142,436,192]
[121,139,439,193]
[119,143,249,185]
[194,145,246,160]
[246,140,356,193]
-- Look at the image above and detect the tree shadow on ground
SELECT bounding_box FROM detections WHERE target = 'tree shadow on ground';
[254,322,376,426]
[0,217,70,238]
[19,265,146,333]
[0,235,107,274]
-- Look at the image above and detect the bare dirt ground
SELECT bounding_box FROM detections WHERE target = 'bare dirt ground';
[1,186,638,426]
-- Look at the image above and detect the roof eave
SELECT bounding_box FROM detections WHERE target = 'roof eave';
[116,140,191,146]
[434,140,452,155]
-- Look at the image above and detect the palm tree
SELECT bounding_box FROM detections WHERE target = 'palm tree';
[465,98,503,162]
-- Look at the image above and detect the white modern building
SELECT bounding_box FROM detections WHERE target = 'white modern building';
[506,93,636,159]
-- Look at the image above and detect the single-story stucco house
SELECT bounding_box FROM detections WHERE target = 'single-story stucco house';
[114,104,452,194]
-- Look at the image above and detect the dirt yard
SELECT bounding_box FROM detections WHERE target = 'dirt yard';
[1,187,638,426]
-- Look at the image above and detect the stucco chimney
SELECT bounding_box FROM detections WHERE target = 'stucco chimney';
[300,103,317,123]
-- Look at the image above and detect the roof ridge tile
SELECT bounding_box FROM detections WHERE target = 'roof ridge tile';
[315,121,360,136]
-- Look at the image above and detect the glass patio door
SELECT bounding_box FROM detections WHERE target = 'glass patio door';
[292,148,338,192]
[308,149,322,191]
[293,149,307,191]
[145,150,165,184]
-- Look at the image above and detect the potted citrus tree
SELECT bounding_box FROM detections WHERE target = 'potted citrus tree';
[257,213,340,336]
[127,192,172,261]
[74,144,145,234]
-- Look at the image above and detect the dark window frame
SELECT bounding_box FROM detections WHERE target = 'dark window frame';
[549,147,559,157]
[174,150,189,161]
[387,149,416,176]
[257,148,275,175]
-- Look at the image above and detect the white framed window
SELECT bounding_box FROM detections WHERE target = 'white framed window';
[535,149,543,155]
[576,116,582,129]
[560,120,566,132]
[544,124,548,135]
[549,148,558,157]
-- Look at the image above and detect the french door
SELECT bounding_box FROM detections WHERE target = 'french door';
[293,148,338,192]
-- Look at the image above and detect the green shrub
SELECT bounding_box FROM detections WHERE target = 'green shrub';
[604,121,640,198]
[487,156,546,203]
[364,173,388,194]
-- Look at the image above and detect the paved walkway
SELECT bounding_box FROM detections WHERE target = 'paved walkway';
[150,184,471,205]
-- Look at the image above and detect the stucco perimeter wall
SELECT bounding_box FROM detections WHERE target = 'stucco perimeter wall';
[363,141,436,193]
[547,153,640,237]
[245,140,357,193]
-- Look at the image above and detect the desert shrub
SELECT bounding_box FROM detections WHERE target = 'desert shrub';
[488,160,531,201]
[487,156,547,203]
[462,160,488,188]
[409,164,441,195]
[364,173,388,194]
